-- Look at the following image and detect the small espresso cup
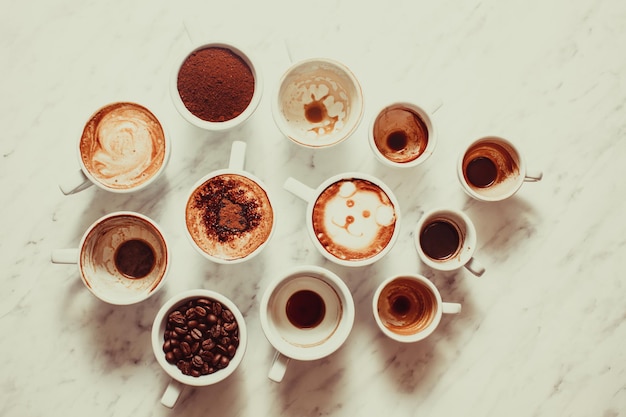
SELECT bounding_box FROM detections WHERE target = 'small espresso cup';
[259,265,355,382]
[369,101,437,168]
[185,141,275,264]
[50,211,169,305]
[373,274,461,343]
[171,41,263,131]
[151,289,247,408]
[414,208,485,277]
[458,136,543,202]
[59,101,171,195]
[284,173,400,267]
[272,58,364,148]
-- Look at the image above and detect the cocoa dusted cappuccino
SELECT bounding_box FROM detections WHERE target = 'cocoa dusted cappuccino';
[186,173,274,261]
[311,178,397,262]
[79,102,167,190]
[376,277,437,336]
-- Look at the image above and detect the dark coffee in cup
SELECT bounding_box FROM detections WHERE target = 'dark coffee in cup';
[186,173,274,261]
[372,104,429,164]
[114,239,156,279]
[80,102,167,190]
[286,290,326,329]
[311,178,397,262]
[419,219,462,261]
[461,139,520,191]
[376,277,437,335]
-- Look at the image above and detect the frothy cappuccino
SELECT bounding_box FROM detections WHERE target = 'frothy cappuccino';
[80,102,167,190]
[311,178,397,262]
[186,173,274,261]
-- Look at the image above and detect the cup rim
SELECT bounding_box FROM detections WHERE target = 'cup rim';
[170,41,263,131]
[271,57,364,149]
[259,265,355,361]
[414,208,477,272]
[368,101,437,169]
[184,168,276,264]
[78,211,170,305]
[457,135,526,202]
[304,172,401,267]
[372,273,444,343]
[151,289,248,387]
[76,101,172,194]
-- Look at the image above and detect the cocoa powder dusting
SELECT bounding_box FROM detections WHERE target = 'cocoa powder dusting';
[177,47,255,122]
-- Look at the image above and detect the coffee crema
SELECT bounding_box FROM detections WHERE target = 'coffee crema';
[80,102,166,190]
[372,105,429,164]
[462,140,519,190]
[312,178,396,261]
[186,174,273,261]
[377,278,437,335]
[419,219,462,261]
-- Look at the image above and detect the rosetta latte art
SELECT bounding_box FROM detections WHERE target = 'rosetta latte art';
[80,103,166,190]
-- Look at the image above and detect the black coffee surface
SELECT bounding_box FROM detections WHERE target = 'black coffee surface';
[466,156,497,188]
[114,239,156,278]
[286,290,325,328]
[420,220,461,260]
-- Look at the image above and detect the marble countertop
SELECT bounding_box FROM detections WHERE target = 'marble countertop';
[2,0,625,415]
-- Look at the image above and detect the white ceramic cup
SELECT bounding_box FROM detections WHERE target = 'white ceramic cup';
[373,274,461,343]
[59,102,171,195]
[151,289,247,408]
[414,208,485,277]
[272,58,364,148]
[284,172,400,267]
[184,141,275,264]
[50,211,169,305]
[457,136,543,201]
[259,265,355,382]
[170,42,262,131]
[368,101,438,168]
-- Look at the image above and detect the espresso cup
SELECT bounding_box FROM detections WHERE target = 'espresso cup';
[272,58,364,148]
[171,42,262,131]
[369,101,437,168]
[185,141,275,264]
[151,289,247,408]
[259,265,355,382]
[458,136,543,201]
[50,211,169,305]
[284,173,400,267]
[59,102,171,195]
[373,274,461,343]
[414,208,485,277]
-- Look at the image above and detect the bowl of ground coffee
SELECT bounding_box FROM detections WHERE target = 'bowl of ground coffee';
[171,42,262,131]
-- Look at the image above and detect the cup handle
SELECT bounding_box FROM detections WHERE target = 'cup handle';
[59,170,93,195]
[160,379,185,408]
[51,248,79,264]
[229,140,247,171]
[464,257,485,277]
[268,351,290,383]
[442,302,462,315]
[283,177,316,202]
[524,168,543,182]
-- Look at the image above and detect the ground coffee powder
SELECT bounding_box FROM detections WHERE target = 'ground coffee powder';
[177,47,255,122]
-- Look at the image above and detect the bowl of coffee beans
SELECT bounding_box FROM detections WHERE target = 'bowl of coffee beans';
[151,289,247,389]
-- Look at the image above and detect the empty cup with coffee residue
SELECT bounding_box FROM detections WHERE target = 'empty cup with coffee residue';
[272,58,364,148]
[458,136,543,201]
[373,274,461,343]
[259,265,355,382]
[185,141,276,264]
[414,208,485,277]
[59,102,171,195]
[171,42,263,131]
[284,173,400,267]
[369,101,439,168]
[50,211,170,304]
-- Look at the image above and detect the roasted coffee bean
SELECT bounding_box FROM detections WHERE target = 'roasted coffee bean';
[191,328,203,341]
[163,297,240,378]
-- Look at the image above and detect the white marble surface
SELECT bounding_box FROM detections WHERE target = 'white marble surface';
[2,0,625,415]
